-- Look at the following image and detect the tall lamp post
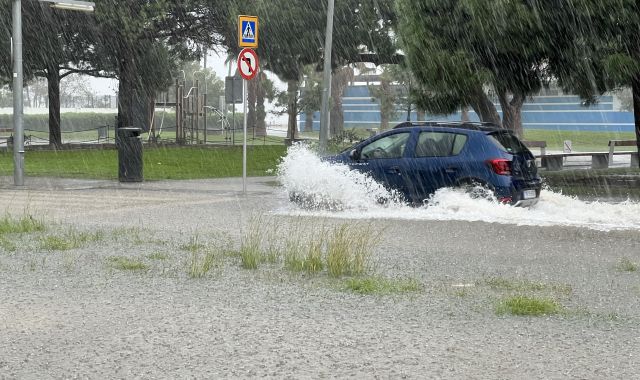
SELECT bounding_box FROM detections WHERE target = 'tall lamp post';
[11,0,95,186]
[318,0,335,153]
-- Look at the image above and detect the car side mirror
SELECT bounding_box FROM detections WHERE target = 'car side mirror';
[349,149,360,160]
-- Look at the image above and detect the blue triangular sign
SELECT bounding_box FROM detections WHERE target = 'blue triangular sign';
[243,23,255,40]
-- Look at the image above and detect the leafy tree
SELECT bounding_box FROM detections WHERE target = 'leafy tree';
[396,0,550,137]
[223,0,397,140]
[0,1,109,148]
[535,0,640,159]
[369,68,399,131]
[301,66,323,133]
[93,0,232,135]
[330,66,354,136]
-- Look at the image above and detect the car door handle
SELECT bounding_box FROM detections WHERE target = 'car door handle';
[386,166,402,175]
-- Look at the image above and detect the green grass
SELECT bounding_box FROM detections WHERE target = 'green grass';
[285,239,324,274]
[524,129,636,152]
[0,236,17,252]
[496,296,562,316]
[106,256,149,271]
[146,252,169,261]
[39,230,103,251]
[0,215,46,235]
[326,224,379,278]
[180,236,224,278]
[186,249,218,278]
[483,277,572,295]
[181,237,206,253]
[0,145,286,180]
[343,276,421,295]
[616,257,638,272]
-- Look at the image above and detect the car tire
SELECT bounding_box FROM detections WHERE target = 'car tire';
[457,179,495,200]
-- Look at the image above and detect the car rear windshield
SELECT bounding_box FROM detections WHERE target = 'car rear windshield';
[488,132,528,154]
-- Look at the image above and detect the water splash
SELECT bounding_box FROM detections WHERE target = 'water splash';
[276,145,640,231]
[277,144,403,211]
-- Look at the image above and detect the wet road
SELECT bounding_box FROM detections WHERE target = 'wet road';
[1,176,639,379]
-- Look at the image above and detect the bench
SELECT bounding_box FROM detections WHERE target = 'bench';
[540,151,638,171]
[523,140,547,156]
[608,140,637,166]
[0,128,32,147]
[98,126,109,141]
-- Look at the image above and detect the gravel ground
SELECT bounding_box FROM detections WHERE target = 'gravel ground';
[1,176,639,379]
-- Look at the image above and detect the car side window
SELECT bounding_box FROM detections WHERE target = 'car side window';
[360,132,411,159]
[416,132,468,157]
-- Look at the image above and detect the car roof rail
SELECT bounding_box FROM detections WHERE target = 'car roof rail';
[392,121,502,131]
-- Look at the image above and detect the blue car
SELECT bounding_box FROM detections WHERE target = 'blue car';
[329,122,542,207]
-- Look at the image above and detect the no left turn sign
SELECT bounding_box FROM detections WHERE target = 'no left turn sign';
[237,48,259,81]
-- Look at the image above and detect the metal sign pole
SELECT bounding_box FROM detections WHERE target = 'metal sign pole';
[242,79,248,194]
[12,0,24,186]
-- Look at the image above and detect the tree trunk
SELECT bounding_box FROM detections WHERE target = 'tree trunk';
[117,57,133,130]
[469,86,502,126]
[25,85,32,108]
[305,111,314,132]
[461,106,470,122]
[256,72,267,137]
[379,77,393,131]
[118,54,152,134]
[303,77,314,132]
[498,90,525,138]
[330,67,353,137]
[47,68,62,149]
[286,79,298,140]
[633,72,640,168]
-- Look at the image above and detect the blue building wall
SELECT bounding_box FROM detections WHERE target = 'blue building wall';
[300,86,635,133]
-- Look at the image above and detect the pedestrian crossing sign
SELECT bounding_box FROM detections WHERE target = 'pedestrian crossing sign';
[238,15,259,48]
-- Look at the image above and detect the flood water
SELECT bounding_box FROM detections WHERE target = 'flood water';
[277,145,640,232]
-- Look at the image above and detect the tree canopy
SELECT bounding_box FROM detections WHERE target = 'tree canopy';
[396,0,552,136]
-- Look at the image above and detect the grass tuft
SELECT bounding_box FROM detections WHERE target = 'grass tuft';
[616,257,638,272]
[146,252,169,261]
[326,224,379,277]
[181,236,206,253]
[187,249,218,278]
[0,236,17,252]
[484,277,572,295]
[0,214,46,235]
[238,215,272,270]
[106,256,148,271]
[344,276,421,295]
[39,229,103,251]
[496,296,562,316]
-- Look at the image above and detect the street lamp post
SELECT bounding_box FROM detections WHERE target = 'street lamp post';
[11,0,95,186]
[12,0,24,186]
[319,0,335,153]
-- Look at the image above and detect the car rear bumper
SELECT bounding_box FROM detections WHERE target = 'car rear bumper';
[513,197,540,207]
[494,178,542,207]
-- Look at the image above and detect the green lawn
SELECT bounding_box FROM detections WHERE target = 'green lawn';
[10,130,285,146]
[524,129,636,152]
[0,145,287,180]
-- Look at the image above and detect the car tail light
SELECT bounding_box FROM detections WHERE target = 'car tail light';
[498,196,513,204]
[488,159,511,175]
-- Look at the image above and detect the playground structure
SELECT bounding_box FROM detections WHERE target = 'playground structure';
[151,72,230,145]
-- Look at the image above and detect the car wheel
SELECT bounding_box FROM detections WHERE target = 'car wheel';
[457,180,495,200]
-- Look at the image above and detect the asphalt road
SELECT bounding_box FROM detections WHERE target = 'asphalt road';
[1,176,639,379]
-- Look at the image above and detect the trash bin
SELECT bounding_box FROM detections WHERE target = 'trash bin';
[117,127,143,182]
